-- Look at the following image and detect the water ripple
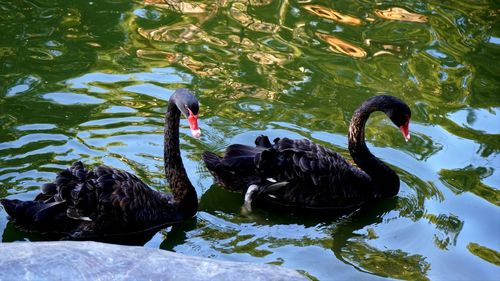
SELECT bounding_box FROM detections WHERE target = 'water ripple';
[43,92,104,105]
[0,1,499,280]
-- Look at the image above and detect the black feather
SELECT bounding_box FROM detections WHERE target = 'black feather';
[255,135,272,148]
[201,151,222,170]
[221,144,265,168]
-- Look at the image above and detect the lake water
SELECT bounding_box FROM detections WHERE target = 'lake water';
[0,1,499,280]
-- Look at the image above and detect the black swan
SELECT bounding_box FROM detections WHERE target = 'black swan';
[202,95,411,212]
[0,88,201,239]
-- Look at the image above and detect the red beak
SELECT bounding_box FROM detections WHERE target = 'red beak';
[187,109,201,138]
[399,117,410,142]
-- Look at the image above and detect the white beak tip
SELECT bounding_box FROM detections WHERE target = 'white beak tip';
[404,133,410,142]
[191,129,201,138]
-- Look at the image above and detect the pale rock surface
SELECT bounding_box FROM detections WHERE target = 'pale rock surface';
[0,241,307,281]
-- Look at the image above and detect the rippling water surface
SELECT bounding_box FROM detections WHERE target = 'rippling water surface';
[1,1,499,280]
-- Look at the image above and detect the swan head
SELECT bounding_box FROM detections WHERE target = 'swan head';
[172,89,201,138]
[384,96,411,142]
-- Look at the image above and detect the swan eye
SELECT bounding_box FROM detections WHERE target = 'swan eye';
[187,108,196,118]
[185,104,199,116]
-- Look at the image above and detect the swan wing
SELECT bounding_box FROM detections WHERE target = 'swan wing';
[0,161,154,234]
[255,138,372,209]
[54,162,175,236]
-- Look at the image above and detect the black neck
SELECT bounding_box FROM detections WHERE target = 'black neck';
[348,98,400,198]
[164,102,198,218]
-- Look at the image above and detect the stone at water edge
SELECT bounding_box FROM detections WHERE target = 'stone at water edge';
[0,241,307,281]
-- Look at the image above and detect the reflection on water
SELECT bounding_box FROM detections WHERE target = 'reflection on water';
[340,243,431,280]
[440,165,500,206]
[375,7,427,23]
[1,0,499,280]
[448,107,500,134]
[303,5,361,26]
[315,32,367,58]
[467,242,500,267]
[329,200,431,280]
[145,0,207,14]
[424,213,463,250]
[230,2,279,33]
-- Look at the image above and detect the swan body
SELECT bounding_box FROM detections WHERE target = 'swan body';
[1,89,201,239]
[202,95,411,212]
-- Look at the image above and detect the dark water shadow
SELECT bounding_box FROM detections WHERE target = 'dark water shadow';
[2,218,187,247]
[200,184,432,280]
[159,217,198,251]
[200,183,375,226]
[2,188,204,248]
[329,199,431,280]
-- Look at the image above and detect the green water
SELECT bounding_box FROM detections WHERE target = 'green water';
[1,0,499,279]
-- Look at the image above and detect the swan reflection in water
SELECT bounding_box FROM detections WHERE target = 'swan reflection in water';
[197,186,433,280]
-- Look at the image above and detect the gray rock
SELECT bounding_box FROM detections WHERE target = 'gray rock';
[0,241,307,281]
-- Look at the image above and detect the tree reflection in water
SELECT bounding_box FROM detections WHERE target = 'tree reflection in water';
[327,200,430,280]
[440,165,499,206]
[0,0,497,279]
[191,181,468,279]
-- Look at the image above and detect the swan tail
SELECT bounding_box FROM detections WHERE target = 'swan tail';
[1,198,67,225]
[202,150,244,191]
[201,151,223,171]
[1,161,96,231]
[203,144,262,171]
[202,146,263,192]
[254,135,273,148]
[1,198,23,219]
[221,144,264,168]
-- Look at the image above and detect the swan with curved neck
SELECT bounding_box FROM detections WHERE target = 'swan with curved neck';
[348,95,410,199]
[1,88,201,238]
[202,95,411,211]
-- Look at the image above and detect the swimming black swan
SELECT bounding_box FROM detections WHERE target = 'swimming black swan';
[0,89,201,239]
[202,95,411,212]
